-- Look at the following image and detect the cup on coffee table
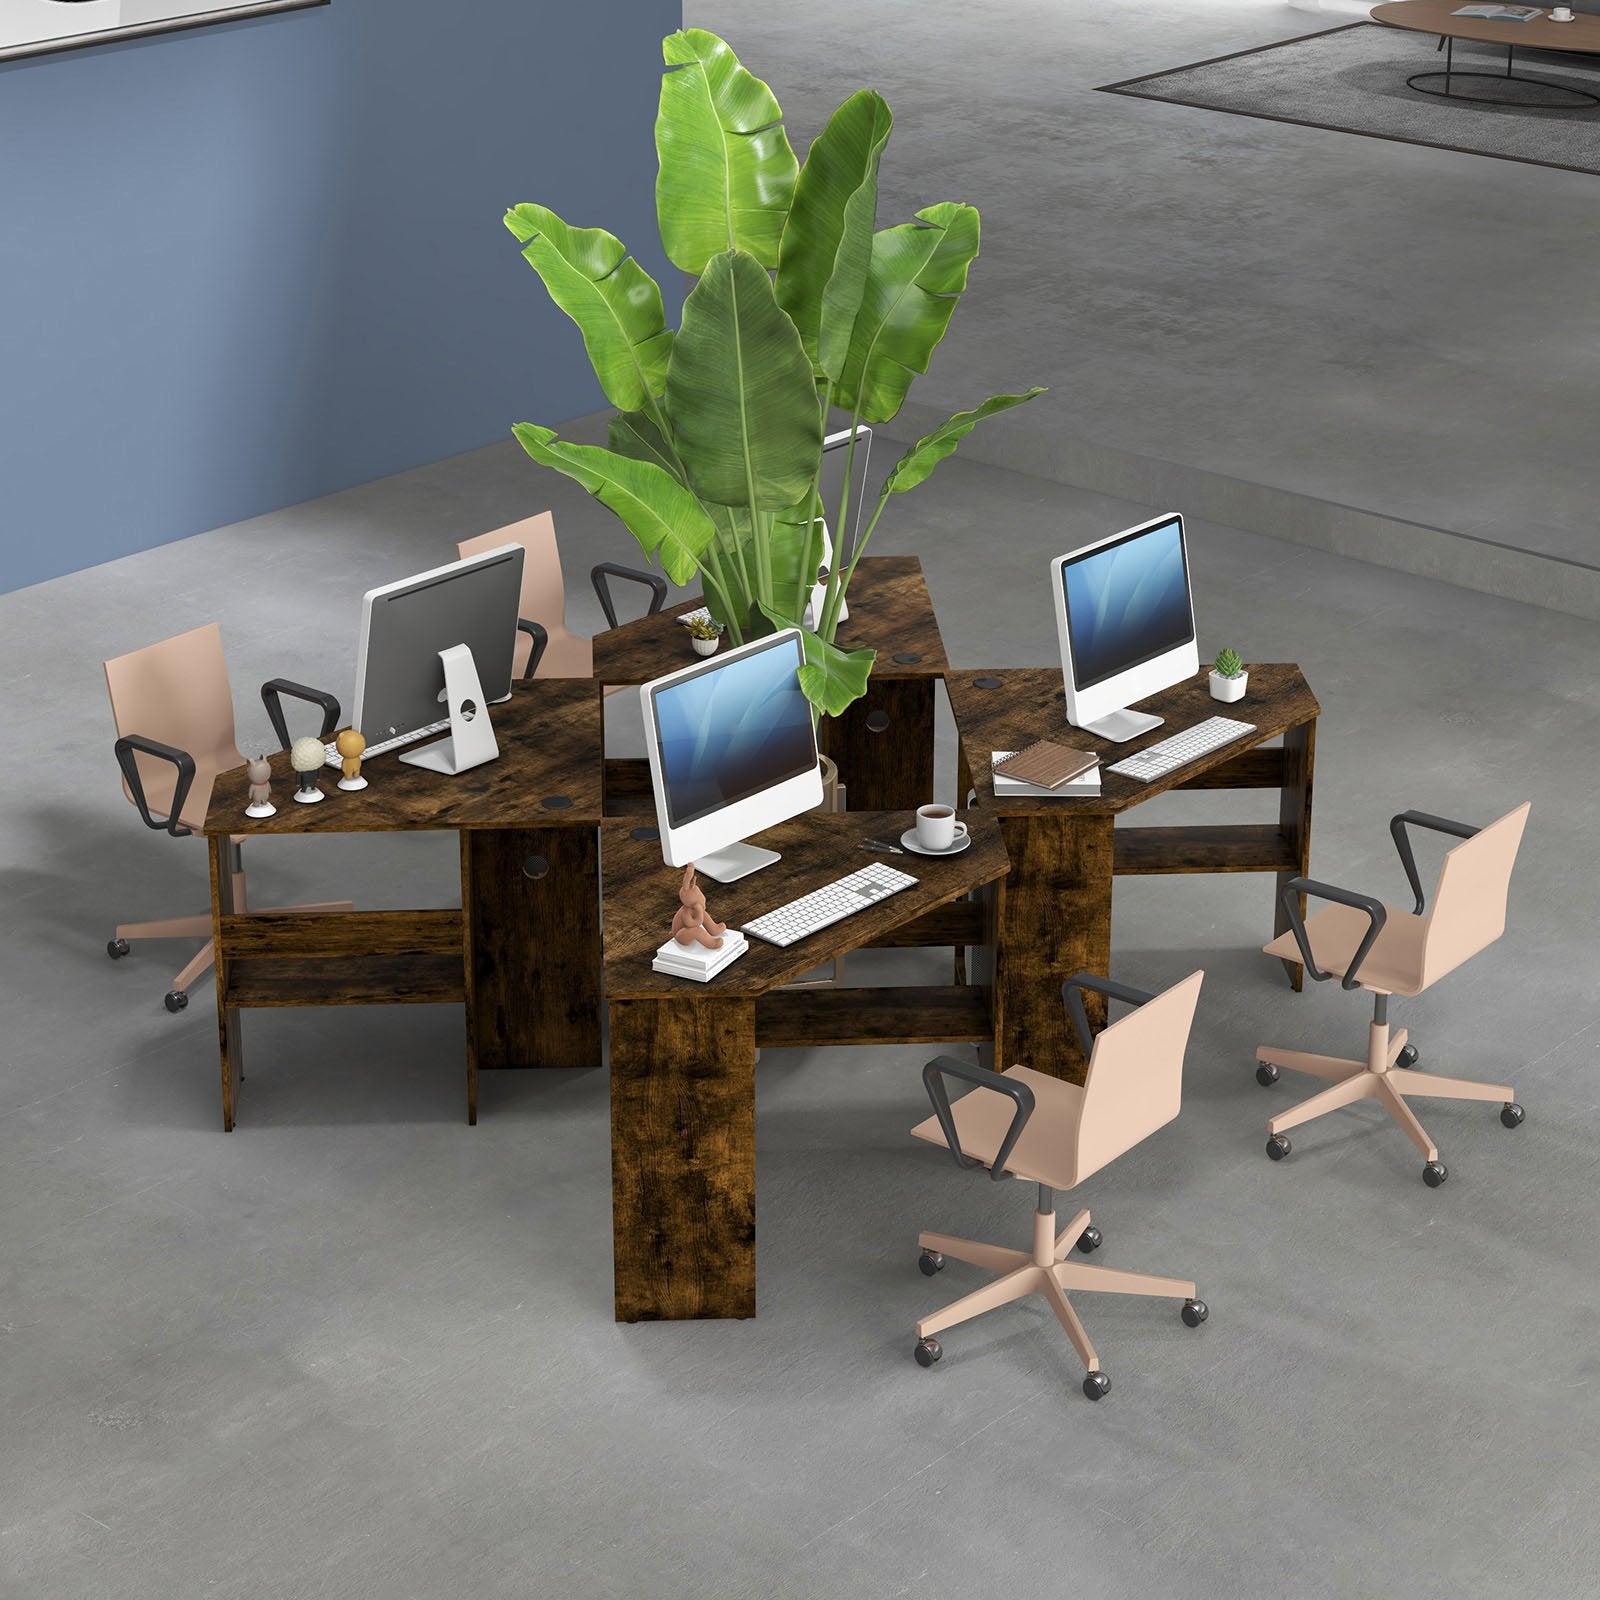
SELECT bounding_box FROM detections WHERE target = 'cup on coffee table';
[914,803,968,852]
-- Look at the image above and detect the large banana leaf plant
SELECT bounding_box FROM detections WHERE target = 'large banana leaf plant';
[508,28,1043,716]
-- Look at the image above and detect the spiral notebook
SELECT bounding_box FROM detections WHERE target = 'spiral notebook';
[991,739,1099,789]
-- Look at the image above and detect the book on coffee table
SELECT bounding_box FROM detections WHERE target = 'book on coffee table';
[1452,5,1543,20]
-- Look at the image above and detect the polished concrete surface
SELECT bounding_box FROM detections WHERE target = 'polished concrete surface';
[3,436,1597,1598]
[690,0,1600,593]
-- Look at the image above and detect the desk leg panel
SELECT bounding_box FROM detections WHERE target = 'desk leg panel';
[462,826,601,1075]
[610,997,757,1322]
[208,837,243,1132]
[822,677,935,812]
[1275,719,1317,992]
[995,813,1114,1084]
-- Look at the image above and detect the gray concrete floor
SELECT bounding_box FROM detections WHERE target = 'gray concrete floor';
[689,0,1600,565]
[3,436,1598,1598]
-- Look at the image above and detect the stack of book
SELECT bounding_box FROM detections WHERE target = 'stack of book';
[652,928,749,982]
[991,740,1101,798]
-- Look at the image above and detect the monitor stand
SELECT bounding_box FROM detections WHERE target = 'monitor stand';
[1079,707,1164,744]
[400,643,499,775]
[694,842,781,884]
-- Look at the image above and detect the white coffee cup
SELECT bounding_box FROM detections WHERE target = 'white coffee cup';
[1552,4,1574,17]
[915,803,968,852]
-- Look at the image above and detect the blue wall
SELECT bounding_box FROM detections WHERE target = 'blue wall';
[0,0,681,592]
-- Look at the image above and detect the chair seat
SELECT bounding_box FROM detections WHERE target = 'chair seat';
[911,1066,1085,1191]
[1263,901,1427,996]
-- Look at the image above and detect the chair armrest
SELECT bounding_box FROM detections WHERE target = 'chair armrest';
[1060,973,1155,1061]
[1280,877,1388,990]
[590,562,668,630]
[921,1056,1035,1180]
[260,679,342,750]
[114,734,196,838]
[1389,810,1479,914]
[516,618,549,680]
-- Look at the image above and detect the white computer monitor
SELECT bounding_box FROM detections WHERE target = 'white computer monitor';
[352,544,525,774]
[640,627,823,883]
[1050,512,1199,743]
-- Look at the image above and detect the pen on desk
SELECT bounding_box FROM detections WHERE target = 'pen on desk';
[858,838,905,854]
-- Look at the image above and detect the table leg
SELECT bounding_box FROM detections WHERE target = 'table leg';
[1275,718,1317,992]
[822,676,935,812]
[462,826,601,1107]
[995,812,1114,1084]
[610,996,757,1321]
[208,836,243,1132]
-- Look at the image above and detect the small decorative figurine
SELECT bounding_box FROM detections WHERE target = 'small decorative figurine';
[335,727,368,791]
[670,864,726,950]
[244,755,276,818]
[289,736,327,804]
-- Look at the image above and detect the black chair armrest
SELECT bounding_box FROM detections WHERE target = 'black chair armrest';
[114,734,196,838]
[1280,877,1388,989]
[1389,810,1479,915]
[516,618,549,680]
[260,679,342,750]
[1060,972,1155,1061]
[590,562,669,630]
[921,1056,1035,1180]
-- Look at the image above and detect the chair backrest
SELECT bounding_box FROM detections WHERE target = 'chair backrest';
[1073,971,1204,1184]
[104,622,241,828]
[458,512,566,633]
[1419,802,1530,991]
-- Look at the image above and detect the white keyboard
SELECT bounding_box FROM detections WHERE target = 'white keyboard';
[1106,716,1256,782]
[677,606,714,628]
[742,862,918,948]
[323,720,449,768]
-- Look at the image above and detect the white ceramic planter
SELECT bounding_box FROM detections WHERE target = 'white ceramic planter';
[691,636,719,657]
[1209,669,1248,703]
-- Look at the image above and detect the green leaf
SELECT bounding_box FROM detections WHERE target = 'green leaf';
[656,29,799,272]
[503,204,672,414]
[608,408,682,482]
[835,202,982,423]
[775,90,893,382]
[510,424,715,586]
[767,513,827,621]
[881,389,1047,496]
[797,630,876,718]
[666,250,823,510]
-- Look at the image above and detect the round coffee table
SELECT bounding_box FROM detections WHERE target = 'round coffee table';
[1371,0,1600,107]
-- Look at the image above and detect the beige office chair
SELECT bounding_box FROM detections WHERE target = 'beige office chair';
[457,511,667,682]
[909,970,1208,1400]
[104,622,351,1011]
[1256,803,1530,1186]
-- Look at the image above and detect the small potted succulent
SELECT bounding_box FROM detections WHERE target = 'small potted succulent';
[685,613,724,657]
[1209,648,1248,703]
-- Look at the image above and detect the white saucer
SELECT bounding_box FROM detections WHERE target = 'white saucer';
[900,828,972,858]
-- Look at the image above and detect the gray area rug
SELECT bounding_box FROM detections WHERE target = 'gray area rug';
[1101,22,1600,176]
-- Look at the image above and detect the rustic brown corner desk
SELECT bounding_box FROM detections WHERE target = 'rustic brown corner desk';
[591,555,949,815]
[602,810,1008,1322]
[201,679,605,1131]
[947,665,1319,1081]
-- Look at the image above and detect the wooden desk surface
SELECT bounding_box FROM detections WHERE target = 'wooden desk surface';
[204,678,604,836]
[947,664,1320,817]
[1371,1,1600,53]
[602,810,1007,1000]
[590,556,950,686]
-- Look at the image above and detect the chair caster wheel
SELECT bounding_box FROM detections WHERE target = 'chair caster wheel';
[1500,1102,1524,1129]
[107,938,130,960]
[164,990,188,1013]
[1181,1298,1208,1328]
[1396,1044,1419,1068]
[1422,1160,1448,1187]
[918,1249,944,1276]
[914,1337,942,1367]
[1076,1225,1103,1254]
[1255,1062,1279,1086]
[1267,1134,1291,1160]
[1082,1371,1111,1401]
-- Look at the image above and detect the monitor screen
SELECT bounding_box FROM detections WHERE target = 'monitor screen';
[1060,516,1194,690]
[650,634,816,829]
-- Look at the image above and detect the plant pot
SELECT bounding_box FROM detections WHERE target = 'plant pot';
[690,636,719,657]
[814,753,844,814]
[1209,669,1248,703]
